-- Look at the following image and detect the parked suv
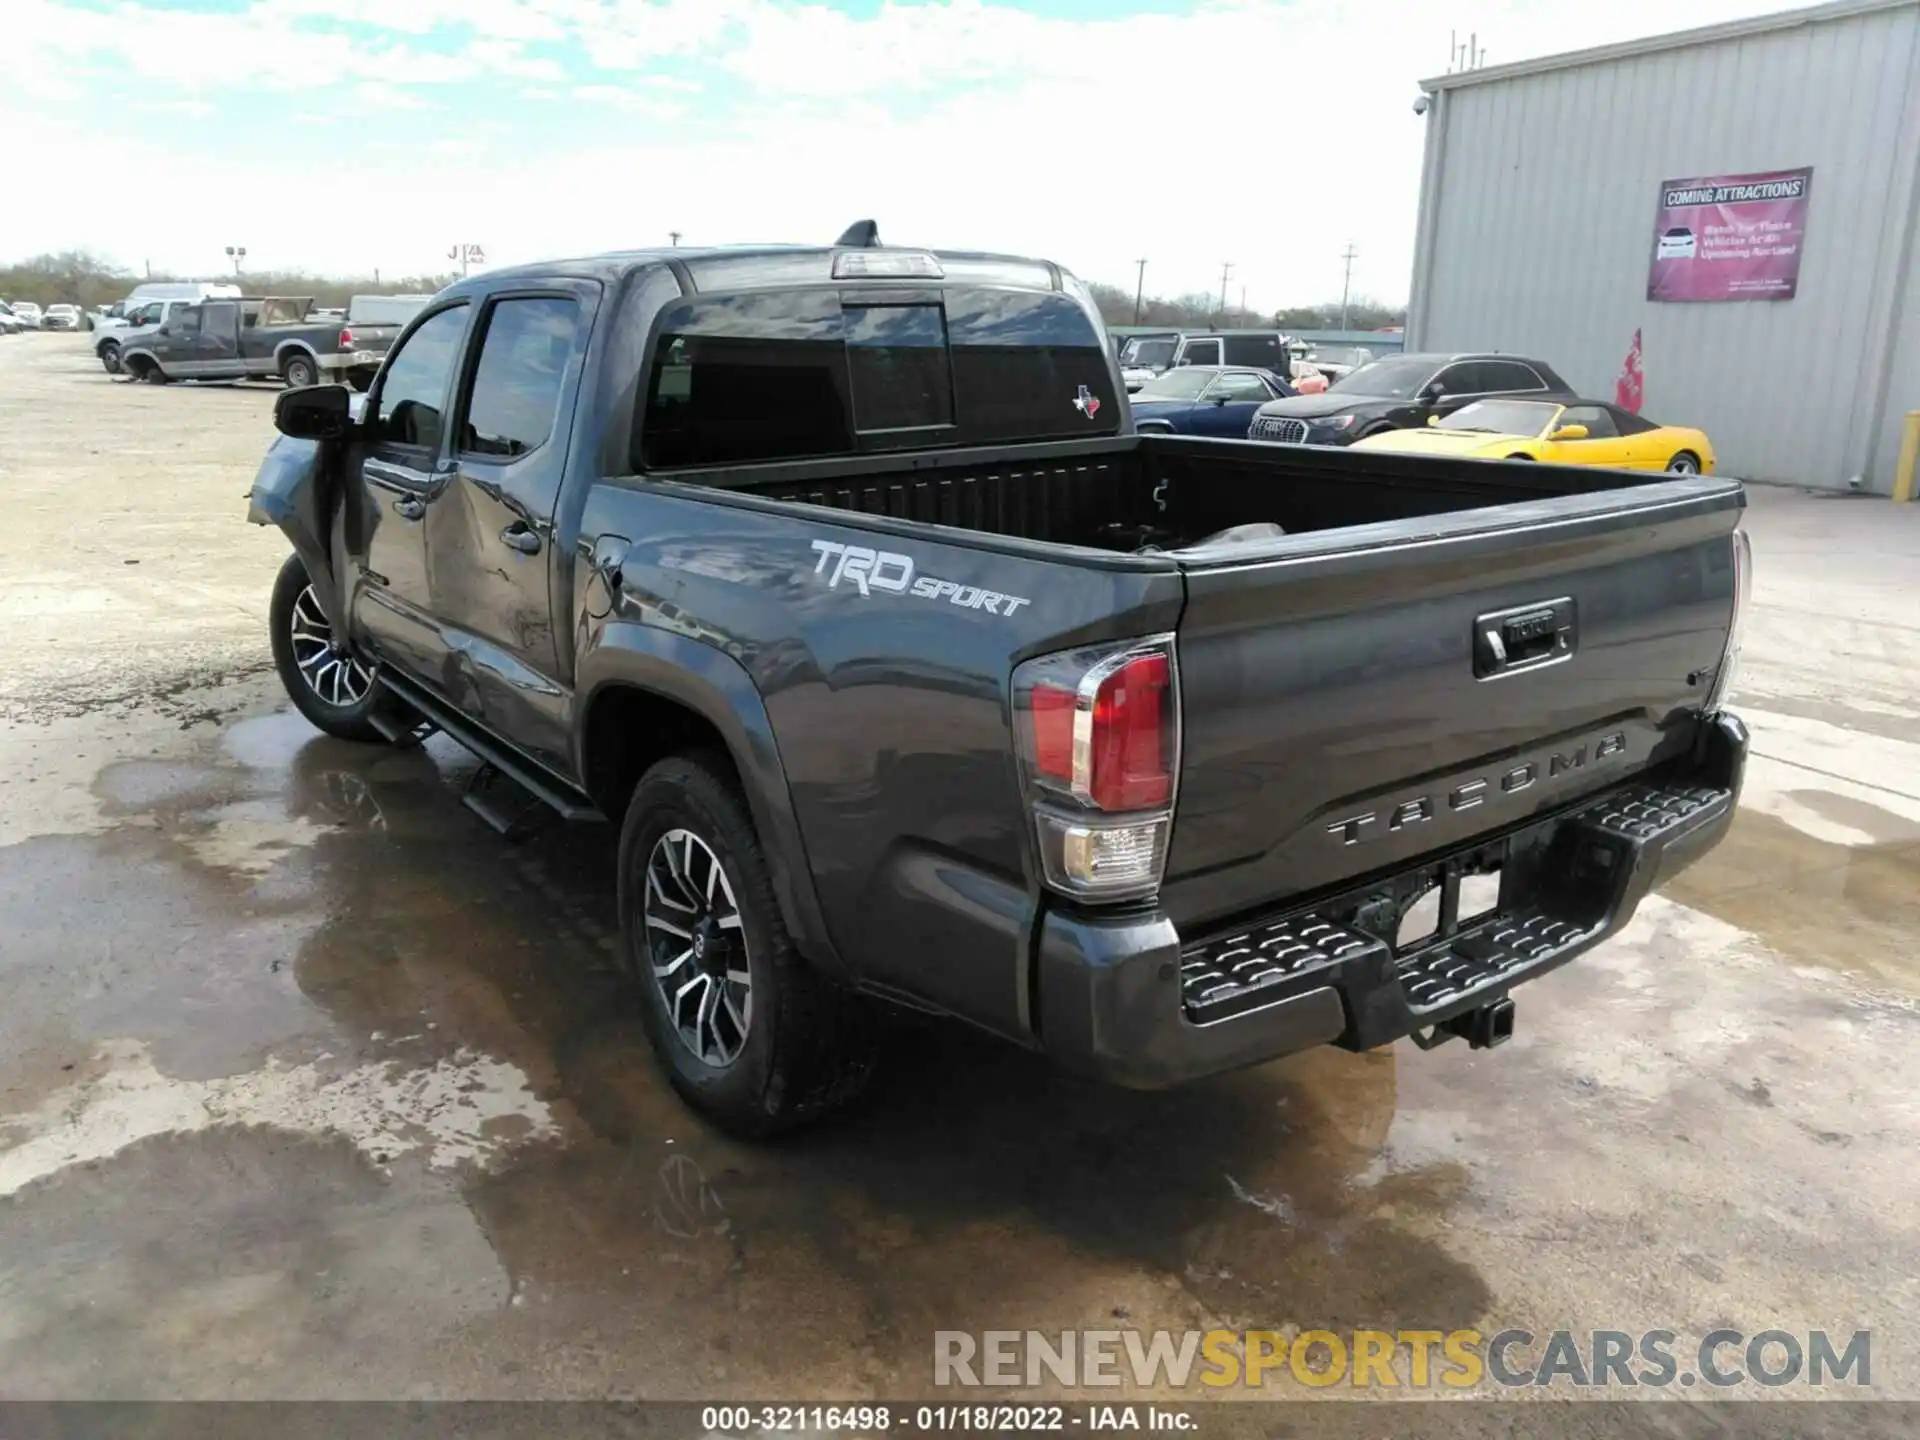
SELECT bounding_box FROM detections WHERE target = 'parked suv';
[1248,351,1572,446]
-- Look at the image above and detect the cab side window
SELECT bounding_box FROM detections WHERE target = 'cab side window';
[1180,339,1222,366]
[460,297,579,459]
[374,305,468,451]
[172,306,203,337]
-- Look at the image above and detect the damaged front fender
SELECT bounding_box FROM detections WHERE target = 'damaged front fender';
[246,433,340,628]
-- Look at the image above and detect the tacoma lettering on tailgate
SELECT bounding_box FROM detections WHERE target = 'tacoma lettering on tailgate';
[1325,731,1629,846]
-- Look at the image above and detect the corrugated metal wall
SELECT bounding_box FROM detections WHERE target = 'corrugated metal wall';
[1408,1,1920,491]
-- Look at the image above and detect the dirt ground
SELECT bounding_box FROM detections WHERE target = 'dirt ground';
[1,330,1917,1424]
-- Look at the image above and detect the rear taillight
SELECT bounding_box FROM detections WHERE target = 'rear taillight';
[339,327,354,349]
[1014,635,1179,902]
[1703,526,1752,713]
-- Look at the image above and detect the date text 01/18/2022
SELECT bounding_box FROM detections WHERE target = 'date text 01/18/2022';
[700,1405,1197,1432]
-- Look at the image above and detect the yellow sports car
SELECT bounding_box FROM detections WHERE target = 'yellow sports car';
[1351,397,1715,473]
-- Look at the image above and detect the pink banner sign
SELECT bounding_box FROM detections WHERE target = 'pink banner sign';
[1647,167,1813,303]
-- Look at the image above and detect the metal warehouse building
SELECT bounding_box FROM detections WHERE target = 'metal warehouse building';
[1406,0,1920,493]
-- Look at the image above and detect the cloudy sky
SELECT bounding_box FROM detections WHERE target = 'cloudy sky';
[6,0,1795,308]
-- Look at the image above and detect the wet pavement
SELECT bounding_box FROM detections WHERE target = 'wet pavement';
[2,335,1919,1409]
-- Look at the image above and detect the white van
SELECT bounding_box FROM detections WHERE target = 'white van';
[89,282,244,332]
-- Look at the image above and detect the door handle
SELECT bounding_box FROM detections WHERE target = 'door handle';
[500,523,542,555]
[393,495,426,521]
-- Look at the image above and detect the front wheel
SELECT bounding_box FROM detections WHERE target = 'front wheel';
[617,753,875,1137]
[282,352,319,389]
[269,553,397,743]
[1666,451,1702,474]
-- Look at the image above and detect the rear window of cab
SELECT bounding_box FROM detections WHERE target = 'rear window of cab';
[637,287,1119,470]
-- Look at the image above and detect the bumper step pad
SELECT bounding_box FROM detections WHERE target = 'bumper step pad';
[1179,776,1735,1029]
[1181,916,1384,1025]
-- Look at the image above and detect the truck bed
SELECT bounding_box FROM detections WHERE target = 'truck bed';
[689,432,1661,554]
[623,433,1743,949]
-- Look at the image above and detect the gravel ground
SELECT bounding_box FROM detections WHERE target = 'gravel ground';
[1,329,1917,1430]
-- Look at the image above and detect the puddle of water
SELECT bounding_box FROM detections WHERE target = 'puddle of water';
[0,1036,560,1198]
[1664,807,1920,990]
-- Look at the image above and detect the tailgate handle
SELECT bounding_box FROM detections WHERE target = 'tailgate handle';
[1474,598,1576,679]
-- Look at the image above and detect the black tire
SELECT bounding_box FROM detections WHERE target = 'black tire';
[1667,450,1702,474]
[132,356,169,384]
[1505,453,1536,461]
[268,553,398,743]
[99,341,122,375]
[617,753,875,1137]
[346,369,374,394]
[282,352,319,389]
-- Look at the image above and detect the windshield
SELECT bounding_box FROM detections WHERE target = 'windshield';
[1437,400,1561,436]
[1330,355,1435,398]
[1134,369,1212,400]
[1121,338,1175,368]
[1311,346,1374,370]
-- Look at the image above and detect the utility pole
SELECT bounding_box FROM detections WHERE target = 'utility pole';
[669,231,681,247]
[1339,241,1359,330]
[1238,284,1246,316]
[1217,261,1234,324]
[224,245,246,276]
[1133,258,1146,324]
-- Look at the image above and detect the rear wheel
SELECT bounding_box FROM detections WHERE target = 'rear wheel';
[282,352,319,389]
[618,753,875,1137]
[269,553,399,743]
[1666,450,1701,474]
[98,341,122,375]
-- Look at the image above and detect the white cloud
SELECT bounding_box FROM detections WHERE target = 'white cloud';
[1,0,1808,307]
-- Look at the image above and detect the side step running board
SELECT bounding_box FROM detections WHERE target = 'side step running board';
[368,705,440,748]
[374,671,604,826]
[462,763,549,842]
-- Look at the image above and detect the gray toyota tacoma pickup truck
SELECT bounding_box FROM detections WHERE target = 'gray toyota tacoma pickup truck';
[248,226,1751,1136]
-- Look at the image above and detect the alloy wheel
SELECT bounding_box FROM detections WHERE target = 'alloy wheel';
[288,585,372,707]
[643,828,752,1067]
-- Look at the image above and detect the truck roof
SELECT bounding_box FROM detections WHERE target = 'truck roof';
[450,243,1068,296]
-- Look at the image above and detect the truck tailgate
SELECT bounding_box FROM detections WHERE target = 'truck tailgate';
[1162,479,1745,932]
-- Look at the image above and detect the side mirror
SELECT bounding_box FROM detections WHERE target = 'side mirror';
[156,326,170,336]
[274,383,354,440]
[1421,383,1445,402]
[1212,394,1231,406]
[1549,424,1589,441]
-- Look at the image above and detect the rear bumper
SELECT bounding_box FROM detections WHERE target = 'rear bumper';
[316,350,385,373]
[1037,712,1747,1088]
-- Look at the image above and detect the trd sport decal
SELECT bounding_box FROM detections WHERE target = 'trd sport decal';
[809,540,1032,618]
